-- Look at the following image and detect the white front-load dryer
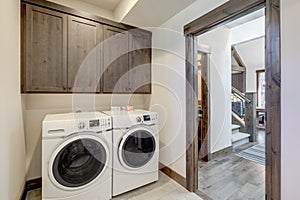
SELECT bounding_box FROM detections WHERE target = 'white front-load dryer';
[102,110,159,196]
[42,112,112,200]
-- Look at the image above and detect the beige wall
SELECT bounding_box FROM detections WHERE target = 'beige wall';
[25,94,147,179]
[0,0,27,199]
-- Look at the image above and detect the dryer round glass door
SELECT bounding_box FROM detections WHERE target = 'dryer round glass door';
[49,134,109,189]
[119,128,156,169]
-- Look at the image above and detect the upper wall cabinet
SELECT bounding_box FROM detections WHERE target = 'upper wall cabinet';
[68,16,103,93]
[102,26,129,93]
[23,5,68,92]
[128,29,152,93]
[21,1,152,94]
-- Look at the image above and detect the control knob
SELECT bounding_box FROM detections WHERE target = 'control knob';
[136,116,142,123]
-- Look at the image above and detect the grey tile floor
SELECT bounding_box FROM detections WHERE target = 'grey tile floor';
[26,172,202,200]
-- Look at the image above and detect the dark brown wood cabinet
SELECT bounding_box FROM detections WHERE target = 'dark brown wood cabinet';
[128,29,152,93]
[24,5,67,92]
[68,16,103,93]
[102,26,129,93]
[21,1,152,94]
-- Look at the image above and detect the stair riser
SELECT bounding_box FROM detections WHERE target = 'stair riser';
[232,128,240,134]
[233,137,250,148]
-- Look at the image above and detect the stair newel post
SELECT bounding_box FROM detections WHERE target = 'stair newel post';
[244,92,257,142]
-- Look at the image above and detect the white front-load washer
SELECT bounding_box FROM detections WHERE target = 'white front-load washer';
[42,112,112,200]
[102,110,159,196]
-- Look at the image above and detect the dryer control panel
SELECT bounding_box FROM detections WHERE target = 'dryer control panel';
[137,113,158,125]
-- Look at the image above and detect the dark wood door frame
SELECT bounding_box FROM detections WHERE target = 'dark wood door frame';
[184,0,281,199]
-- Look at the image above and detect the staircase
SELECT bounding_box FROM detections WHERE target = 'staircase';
[232,124,250,148]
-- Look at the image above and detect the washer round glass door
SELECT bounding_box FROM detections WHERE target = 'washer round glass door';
[49,133,109,190]
[119,127,156,169]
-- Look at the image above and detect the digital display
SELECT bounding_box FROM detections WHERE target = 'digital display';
[89,119,99,128]
[143,115,151,121]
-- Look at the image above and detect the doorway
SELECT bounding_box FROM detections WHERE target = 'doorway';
[184,0,281,199]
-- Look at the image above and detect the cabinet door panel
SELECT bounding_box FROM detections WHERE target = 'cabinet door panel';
[68,16,102,93]
[25,5,67,92]
[102,26,129,93]
[128,30,151,93]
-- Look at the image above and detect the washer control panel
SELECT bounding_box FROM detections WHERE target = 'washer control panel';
[78,121,86,129]
[76,116,111,131]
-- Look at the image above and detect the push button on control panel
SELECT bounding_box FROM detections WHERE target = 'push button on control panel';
[78,122,85,129]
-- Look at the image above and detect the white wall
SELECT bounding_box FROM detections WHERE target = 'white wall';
[25,94,146,179]
[234,38,265,92]
[281,0,300,199]
[230,16,265,93]
[193,13,265,153]
[147,0,229,177]
[0,0,27,199]
[149,28,187,177]
[197,27,232,153]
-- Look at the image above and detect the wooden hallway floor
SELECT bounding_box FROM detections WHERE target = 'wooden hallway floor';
[198,131,265,200]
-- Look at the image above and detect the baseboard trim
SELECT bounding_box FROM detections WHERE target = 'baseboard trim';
[159,163,187,188]
[210,146,233,160]
[195,189,214,200]
[19,178,42,200]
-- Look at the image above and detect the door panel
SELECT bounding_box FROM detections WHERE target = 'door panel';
[119,130,156,169]
[102,26,129,93]
[52,138,107,187]
[68,16,103,93]
[25,5,67,92]
[128,30,152,93]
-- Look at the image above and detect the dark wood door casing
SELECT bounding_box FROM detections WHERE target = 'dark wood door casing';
[184,0,281,200]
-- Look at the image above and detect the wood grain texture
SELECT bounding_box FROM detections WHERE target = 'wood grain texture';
[265,0,281,199]
[68,16,102,93]
[25,4,67,92]
[128,29,152,94]
[199,51,210,162]
[232,73,246,92]
[159,163,187,188]
[21,1,152,94]
[184,0,266,36]
[102,26,129,93]
[245,93,258,142]
[185,35,198,192]
[198,139,265,200]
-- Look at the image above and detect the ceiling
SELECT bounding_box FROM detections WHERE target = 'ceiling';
[226,8,265,29]
[121,0,196,27]
[80,0,122,11]
[234,37,265,70]
[79,0,196,27]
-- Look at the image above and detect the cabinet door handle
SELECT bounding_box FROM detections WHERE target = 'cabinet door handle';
[63,86,67,90]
